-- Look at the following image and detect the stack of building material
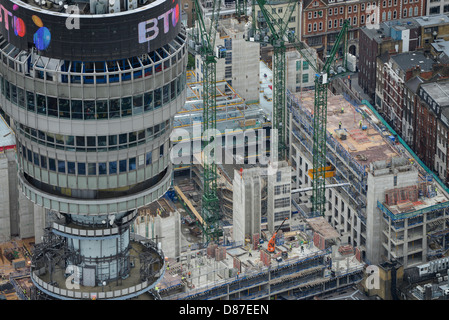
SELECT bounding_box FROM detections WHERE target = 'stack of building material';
[338,245,354,256]
[396,200,415,213]
[426,185,437,198]
[239,119,256,127]
[3,249,19,263]
[252,233,260,250]
[12,258,25,270]
[334,129,347,140]
[349,129,369,143]
[207,243,218,258]
[385,185,418,205]
[313,232,326,250]
[233,257,241,273]
[260,249,271,267]
[215,247,226,261]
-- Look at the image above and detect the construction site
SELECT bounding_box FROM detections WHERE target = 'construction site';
[1,0,449,302]
[288,86,449,267]
[0,238,34,300]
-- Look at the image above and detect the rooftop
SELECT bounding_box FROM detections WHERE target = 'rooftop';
[292,90,399,168]
[390,51,435,73]
[159,236,364,300]
[362,19,420,43]
[306,216,339,239]
[381,184,449,217]
[405,76,424,93]
[432,40,449,57]
[414,14,449,27]
[420,81,449,108]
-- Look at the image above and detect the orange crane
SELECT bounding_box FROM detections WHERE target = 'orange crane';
[267,218,288,253]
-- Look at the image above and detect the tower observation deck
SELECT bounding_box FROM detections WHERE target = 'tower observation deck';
[0,0,187,299]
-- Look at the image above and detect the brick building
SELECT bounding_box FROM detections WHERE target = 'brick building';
[359,18,420,102]
[376,60,449,183]
[381,52,435,134]
[377,0,425,21]
[414,15,449,54]
[301,0,424,59]
[359,15,449,103]
[402,76,424,147]
[416,81,449,181]
[302,0,367,58]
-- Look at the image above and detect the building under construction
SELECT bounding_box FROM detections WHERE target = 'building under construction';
[2,0,449,300]
[171,69,271,224]
[287,87,449,268]
[155,219,365,300]
[158,84,449,301]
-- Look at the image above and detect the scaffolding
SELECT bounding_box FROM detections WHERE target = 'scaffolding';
[158,244,364,300]
[288,90,368,222]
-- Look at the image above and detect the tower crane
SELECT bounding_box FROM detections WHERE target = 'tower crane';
[249,0,297,161]
[239,1,351,217]
[192,0,225,243]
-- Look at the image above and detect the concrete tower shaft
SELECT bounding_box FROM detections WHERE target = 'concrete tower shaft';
[0,0,187,299]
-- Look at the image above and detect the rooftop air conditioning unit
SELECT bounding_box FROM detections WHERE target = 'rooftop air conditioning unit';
[109,0,120,13]
[54,0,64,9]
[91,0,107,13]
[127,0,137,10]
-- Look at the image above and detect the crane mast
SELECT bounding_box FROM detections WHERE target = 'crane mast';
[311,20,350,216]
[242,1,350,217]
[191,0,350,242]
[251,0,297,161]
[193,0,223,243]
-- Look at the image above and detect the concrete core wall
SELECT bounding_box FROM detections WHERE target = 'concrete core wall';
[267,161,292,233]
[0,149,30,242]
[232,168,262,244]
[366,157,417,264]
[0,155,11,242]
[133,210,181,258]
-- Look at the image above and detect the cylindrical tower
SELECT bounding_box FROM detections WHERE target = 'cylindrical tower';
[0,0,187,299]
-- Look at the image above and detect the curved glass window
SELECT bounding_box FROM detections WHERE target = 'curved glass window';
[109,161,117,174]
[78,163,86,175]
[119,160,127,173]
[5,118,169,152]
[68,162,76,174]
[1,72,185,120]
[88,163,97,175]
[49,158,56,171]
[99,163,107,175]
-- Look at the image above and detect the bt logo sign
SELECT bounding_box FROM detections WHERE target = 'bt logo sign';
[138,0,179,44]
[0,4,51,50]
